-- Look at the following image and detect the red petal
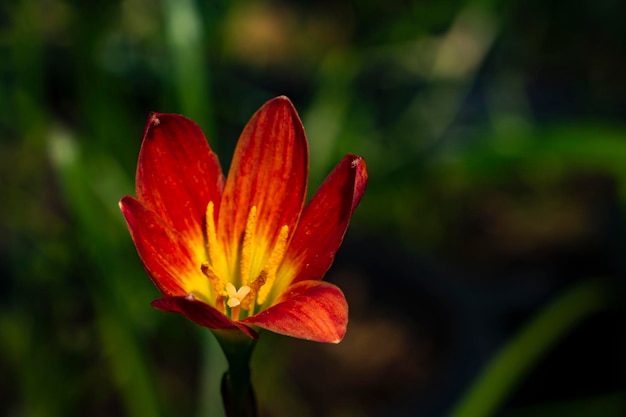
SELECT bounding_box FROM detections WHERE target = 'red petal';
[242,281,348,343]
[152,296,259,339]
[217,97,308,276]
[136,113,224,242]
[119,196,204,297]
[279,154,367,285]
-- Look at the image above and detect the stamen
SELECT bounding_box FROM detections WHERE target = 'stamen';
[241,270,267,311]
[256,225,290,305]
[205,202,222,268]
[201,262,226,313]
[240,206,257,287]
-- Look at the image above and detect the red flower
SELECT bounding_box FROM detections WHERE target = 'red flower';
[119,96,367,343]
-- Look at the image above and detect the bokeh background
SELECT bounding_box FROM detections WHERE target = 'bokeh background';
[2,0,626,416]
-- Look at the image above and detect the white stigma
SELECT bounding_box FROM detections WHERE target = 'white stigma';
[226,283,251,308]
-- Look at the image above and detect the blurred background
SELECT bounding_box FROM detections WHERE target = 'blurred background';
[2,0,626,416]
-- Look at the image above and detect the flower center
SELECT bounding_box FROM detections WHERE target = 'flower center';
[201,201,289,319]
[225,283,250,320]
[226,283,251,308]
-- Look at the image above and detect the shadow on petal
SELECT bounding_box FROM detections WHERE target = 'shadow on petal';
[152,296,259,340]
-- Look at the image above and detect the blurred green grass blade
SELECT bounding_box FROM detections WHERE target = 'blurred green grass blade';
[304,50,357,187]
[426,123,626,218]
[0,313,69,417]
[162,0,213,138]
[96,303,162,417]
[197,331,227,417]
[48,128,162,417]
[448,279,615,417]
[501,391,626,417]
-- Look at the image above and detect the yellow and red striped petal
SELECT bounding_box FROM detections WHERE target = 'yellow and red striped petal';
[241,280,348,343]
[277,154,367,288]
[136,113,224,244]
[119,196,206,297]
[152,296,259,339]
[217,96,308,281]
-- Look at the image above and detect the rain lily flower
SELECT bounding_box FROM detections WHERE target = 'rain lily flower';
[119,96,367,343]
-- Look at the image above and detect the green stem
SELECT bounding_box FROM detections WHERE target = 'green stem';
[448,278,615,417]
[213,330,258,417]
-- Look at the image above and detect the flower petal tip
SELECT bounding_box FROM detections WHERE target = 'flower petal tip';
[260,95,298,115]
[118,195,132,212]
[270,95,292,104]
[350,154,363,167]
[352,155,368,206]
[148,112,161,126]
[349,153,368,182]
[142,112,164,138]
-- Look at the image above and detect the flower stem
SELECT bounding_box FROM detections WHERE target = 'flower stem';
[221,368,257,417]
[213,330,258,417]
[448,278,616,417]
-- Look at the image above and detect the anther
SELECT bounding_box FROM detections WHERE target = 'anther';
[240,206,258,287]
[241,270,267,311]
[256,225,289,305]
[205,202,223,274]
[201,262,226,313]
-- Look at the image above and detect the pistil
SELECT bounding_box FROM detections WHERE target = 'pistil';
[226,283,251,321]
